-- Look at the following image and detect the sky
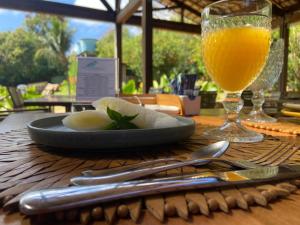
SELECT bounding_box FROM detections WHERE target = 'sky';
[0,0,172,52]
[0,0,121,51]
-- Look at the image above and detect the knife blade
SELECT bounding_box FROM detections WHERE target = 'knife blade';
[19,165,300,215]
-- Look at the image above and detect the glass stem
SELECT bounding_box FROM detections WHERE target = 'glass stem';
[222,92,243,124]
[251,90,264,113]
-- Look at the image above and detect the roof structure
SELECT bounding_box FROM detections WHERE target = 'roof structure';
[0,0,299,95]
[158,0,300,24]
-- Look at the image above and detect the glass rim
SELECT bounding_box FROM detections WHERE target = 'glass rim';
[202,0,272,18]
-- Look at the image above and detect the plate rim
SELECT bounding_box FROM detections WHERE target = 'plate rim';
[27,115,195,134]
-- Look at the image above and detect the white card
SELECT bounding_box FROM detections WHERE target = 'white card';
[76,57,117,101]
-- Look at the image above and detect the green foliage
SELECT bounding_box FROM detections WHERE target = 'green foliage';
[122,79,142,94]
[201,81,218,92]
[68,54,78,77]
[272,28,280,40]
[288,25,300,91]
[25,14,73,81]
[0,29,40,87]
[25,14,73,57]
[0,14,73,88]
[0,86,12,110]
[97,28,142,80]
[105,107,138,130]
[96,28,206,82]
[54,80,76,96]
[34,48,66,83]
[21,85,42,100]
[152,74,171,93]
[196,80,219,92]
[152,30,204,80]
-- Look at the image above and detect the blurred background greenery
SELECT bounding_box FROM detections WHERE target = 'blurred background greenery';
[1,13,300,111]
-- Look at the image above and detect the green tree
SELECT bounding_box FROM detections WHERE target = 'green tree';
[25,14,74,88]
[96,28,205,82]
[0,14,74,88]
[288,25,300,91]
[0,14,74,108]
[97,28,142,80]
[0,29,40,87]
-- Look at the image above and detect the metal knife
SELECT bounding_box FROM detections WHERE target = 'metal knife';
[19,165,300,215]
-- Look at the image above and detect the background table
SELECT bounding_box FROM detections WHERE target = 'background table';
[24,96,95,112]
[0,111,300,225]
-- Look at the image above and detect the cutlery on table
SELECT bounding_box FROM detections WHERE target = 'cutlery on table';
[72,142,298,186]
[72,141,229,185]
[82,141,229,177]
[20,165,300,215]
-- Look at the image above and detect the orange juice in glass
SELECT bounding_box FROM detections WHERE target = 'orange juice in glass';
[202,27,271,92]
[201,0,272,143]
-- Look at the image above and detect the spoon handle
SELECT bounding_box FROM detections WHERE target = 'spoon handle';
[82,158,179,176]
[71,158,210,185]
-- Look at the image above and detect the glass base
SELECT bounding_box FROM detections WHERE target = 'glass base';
[203,122,264,143]
[244,110,277,123]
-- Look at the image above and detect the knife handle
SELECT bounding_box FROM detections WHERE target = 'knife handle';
[20,173,218,215]
[71,158,211,186]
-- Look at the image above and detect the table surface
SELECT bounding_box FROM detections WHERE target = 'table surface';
[0,112,300,225]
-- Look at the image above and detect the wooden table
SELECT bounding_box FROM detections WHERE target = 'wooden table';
[0,112,300,225]
[24,96,93,112]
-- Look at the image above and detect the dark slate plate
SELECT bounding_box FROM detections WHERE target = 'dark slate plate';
[27,115,195,150]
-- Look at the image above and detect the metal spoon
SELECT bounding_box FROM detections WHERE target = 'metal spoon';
[71,141,230,185]
[82,140,229,177]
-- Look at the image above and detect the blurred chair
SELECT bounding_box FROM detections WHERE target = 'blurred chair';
[41,83,60,96]
[0,87,50,120]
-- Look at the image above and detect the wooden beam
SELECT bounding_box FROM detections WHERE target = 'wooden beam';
[0,0,115,22]
[172,0,202,18]
[181,8,185,23]
[0,0,201,34]
[279,16,289,98]
[142,0,153,93]
[272,4,285,17]
[136,5,180,12]
[286,2,300,13]
[287,11,300,24]
[128,16,201,34]
[116,0,142,24]
[99,0,113,12]
[115,0,123,91]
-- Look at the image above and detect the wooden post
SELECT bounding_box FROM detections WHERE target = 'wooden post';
[142,0,153,93]
[279,16,289,98]
[181,8,184,23]
[115,0,123,93]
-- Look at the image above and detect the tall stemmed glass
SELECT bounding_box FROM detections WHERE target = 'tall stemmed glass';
[201,0,272,142]
[244,39,284,123]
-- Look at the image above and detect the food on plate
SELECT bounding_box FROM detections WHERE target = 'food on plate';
[62,110,111,131]
[63,97,180,131]
[92,97,180,129]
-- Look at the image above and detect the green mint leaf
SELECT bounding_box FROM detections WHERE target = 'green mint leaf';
[119,121,139,129]
[123,114,138,122]
[105,107,139,130]
[107,107,122,121]
[104,122,119,130]
[125,122,139,129]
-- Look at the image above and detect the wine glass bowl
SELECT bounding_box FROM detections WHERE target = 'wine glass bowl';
[244,39,284,123]
[201,0,272,142]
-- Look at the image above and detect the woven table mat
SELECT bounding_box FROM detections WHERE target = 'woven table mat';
[195,116,300,136]
[0,125,300,224]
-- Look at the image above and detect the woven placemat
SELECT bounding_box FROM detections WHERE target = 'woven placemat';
[0,124,300,224]
[195,116,300,136]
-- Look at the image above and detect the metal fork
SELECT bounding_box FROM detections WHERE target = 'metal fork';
[72,142,299,186]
